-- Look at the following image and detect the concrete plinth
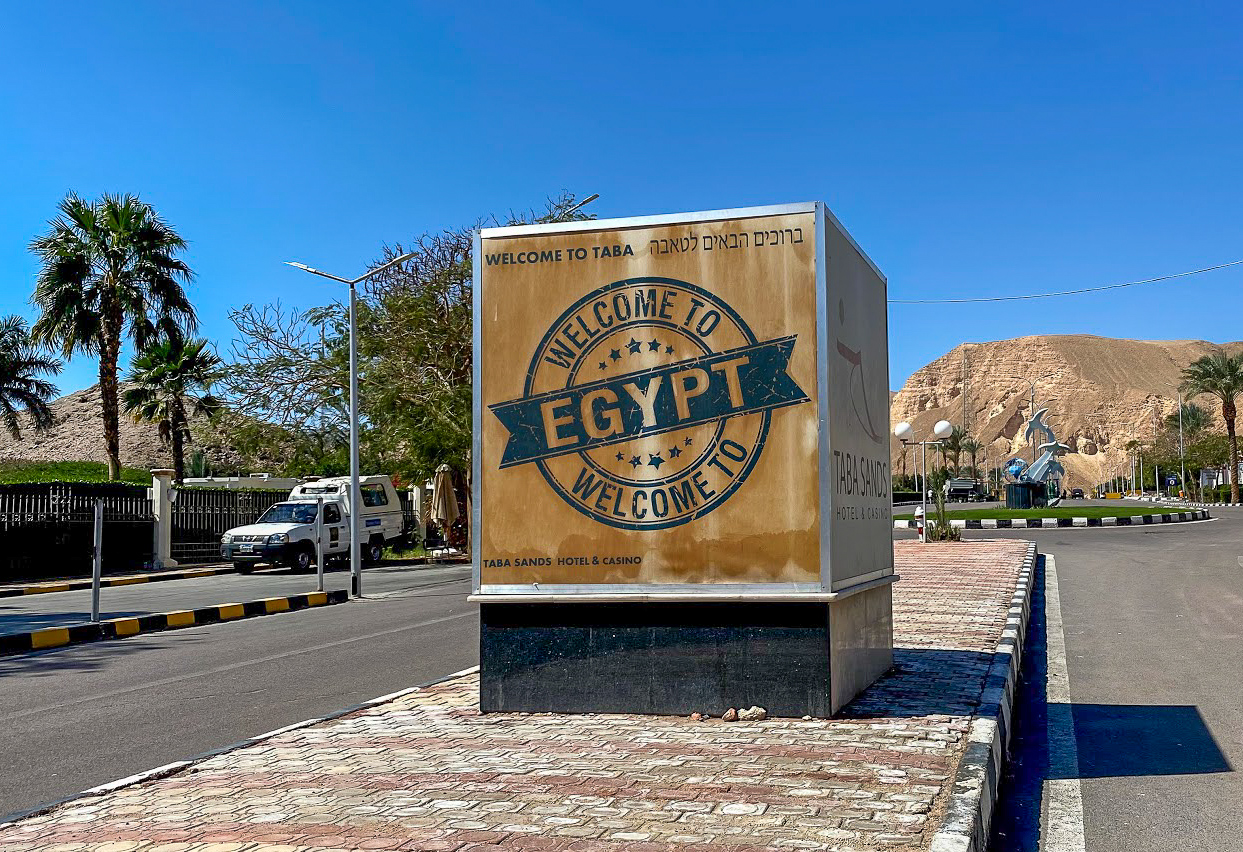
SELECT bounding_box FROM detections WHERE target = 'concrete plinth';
[479,583,893,718]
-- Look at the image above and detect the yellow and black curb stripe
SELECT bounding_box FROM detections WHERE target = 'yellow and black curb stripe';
[0,565,236,599]
[0,590,348,657]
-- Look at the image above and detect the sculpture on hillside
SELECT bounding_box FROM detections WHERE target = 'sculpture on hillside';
[1020,407,1071,484]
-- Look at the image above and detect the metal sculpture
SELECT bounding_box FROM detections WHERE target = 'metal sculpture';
[1021,407,1071,485]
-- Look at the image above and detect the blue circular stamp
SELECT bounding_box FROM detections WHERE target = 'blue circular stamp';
[489,277,809,530]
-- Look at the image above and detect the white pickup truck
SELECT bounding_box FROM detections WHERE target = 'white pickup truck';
[219,475,406,572]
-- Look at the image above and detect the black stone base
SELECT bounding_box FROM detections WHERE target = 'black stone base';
[479,602,832,718]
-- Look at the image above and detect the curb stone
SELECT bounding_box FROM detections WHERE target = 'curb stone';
[0,664,482,826]
[929,541,1038,852]
[1150,500,1239,508]
[0,556,464,599]
[0,589,348,657]
[895,508,1210,530]
[0,564,236,598]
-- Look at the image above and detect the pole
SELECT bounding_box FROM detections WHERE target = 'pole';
[91,499,103,623]
[920,442,927,544]
[1178,391,1187,495]
[1030,383,1037,464]
[349,283,362,598]
[316,495,325,593]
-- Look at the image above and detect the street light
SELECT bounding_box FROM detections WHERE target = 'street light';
[285,251,416,598]
[895,419,953,543]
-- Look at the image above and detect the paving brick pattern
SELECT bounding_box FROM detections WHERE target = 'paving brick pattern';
[0,539,1031,852]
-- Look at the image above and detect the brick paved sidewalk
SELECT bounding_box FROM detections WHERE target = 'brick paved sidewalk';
[0,539,1032,852]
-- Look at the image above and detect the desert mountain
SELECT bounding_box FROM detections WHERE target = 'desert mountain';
[0,383,220,471]
[890,335,1243,490]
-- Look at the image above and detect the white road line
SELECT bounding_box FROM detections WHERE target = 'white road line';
[3,609,476,721]
[1044,555,1087,852]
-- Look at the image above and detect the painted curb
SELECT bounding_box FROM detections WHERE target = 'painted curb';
[0,565,236,599]
[894,509,1210,530]
[0,664,482,826]
[929,541,1038,852]
[1150,501,1239,508]
[0,589,348,657]
[0,556,464,599]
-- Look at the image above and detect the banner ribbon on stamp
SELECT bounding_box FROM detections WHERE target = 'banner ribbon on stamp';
[490,336,808,468]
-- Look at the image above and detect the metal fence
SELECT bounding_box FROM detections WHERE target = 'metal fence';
[171,488,289,562]
[0,481,429,582]
[0,483,153,583]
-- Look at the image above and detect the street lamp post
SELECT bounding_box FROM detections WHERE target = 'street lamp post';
[285,251,416,598]
[894,419,954,543]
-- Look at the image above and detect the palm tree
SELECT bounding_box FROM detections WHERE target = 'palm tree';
[943,425,965,475]
[1165,401,1211,441]
[1181,352,1243,504]
[959,436,983,483]
[0,315,62,440]
[123,338,222,483]
[30,193,196,480]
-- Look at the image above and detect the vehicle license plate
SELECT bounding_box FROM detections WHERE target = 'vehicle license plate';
[239,544,254,553]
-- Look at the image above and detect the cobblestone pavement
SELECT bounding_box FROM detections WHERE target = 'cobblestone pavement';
[0,540,1032,852]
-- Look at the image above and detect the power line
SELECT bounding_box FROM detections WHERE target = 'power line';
[888,258,1243,304]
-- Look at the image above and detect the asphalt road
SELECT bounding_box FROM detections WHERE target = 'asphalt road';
[0,562,448,634]
[921,505,1243,851]
[0,562,475,820]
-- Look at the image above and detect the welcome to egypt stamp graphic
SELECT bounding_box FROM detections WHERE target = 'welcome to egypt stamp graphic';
[490,277,810,530]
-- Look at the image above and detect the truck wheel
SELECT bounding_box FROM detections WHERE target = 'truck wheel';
[364,538,384,564]
[292,545,316,573]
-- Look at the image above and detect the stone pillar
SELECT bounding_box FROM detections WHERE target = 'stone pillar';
[411,484,428,544]
[151,469,178,569]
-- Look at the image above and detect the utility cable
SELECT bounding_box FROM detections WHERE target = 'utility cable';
[888,259,1243,304]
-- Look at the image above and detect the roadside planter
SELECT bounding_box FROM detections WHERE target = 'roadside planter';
[471,202,895,717]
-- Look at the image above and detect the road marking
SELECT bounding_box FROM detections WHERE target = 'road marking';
[3,608,477,721]
[1044,554,1087,852]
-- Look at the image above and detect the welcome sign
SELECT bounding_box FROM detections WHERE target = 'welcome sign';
[473,203,892,594]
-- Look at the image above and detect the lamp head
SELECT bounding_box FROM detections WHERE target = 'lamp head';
[894,421,913,441]
[933,419,953,439]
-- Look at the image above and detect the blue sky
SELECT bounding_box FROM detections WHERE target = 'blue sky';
[2,2,1240,395]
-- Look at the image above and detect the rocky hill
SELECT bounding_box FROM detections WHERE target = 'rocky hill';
[890,335,1243,490]
[0,384,220,470]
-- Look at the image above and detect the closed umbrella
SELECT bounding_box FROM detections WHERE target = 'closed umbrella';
[431,464,460,531]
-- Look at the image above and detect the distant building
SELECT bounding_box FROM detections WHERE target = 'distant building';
[181,473,303,491]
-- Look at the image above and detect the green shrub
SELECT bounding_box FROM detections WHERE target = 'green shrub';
[927,489,961,542]
[0,460,150,485]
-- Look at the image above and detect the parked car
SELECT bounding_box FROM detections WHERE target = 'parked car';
[1070,488,1085,499]
[220,475,405,572]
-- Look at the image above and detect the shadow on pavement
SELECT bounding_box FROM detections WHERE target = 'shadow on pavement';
[1064,703,1231,779]
[842,647,998,719]
[989,556,1233,852]
[0,631,196,677]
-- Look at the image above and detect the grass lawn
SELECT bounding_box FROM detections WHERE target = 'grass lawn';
[894,505,1186,521]
[0,460,151,485]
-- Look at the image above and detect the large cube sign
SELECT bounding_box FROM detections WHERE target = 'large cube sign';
[473,203,892,595]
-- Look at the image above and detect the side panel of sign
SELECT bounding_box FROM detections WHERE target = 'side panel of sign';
[824,214,894,590]
[479,212,820,588]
